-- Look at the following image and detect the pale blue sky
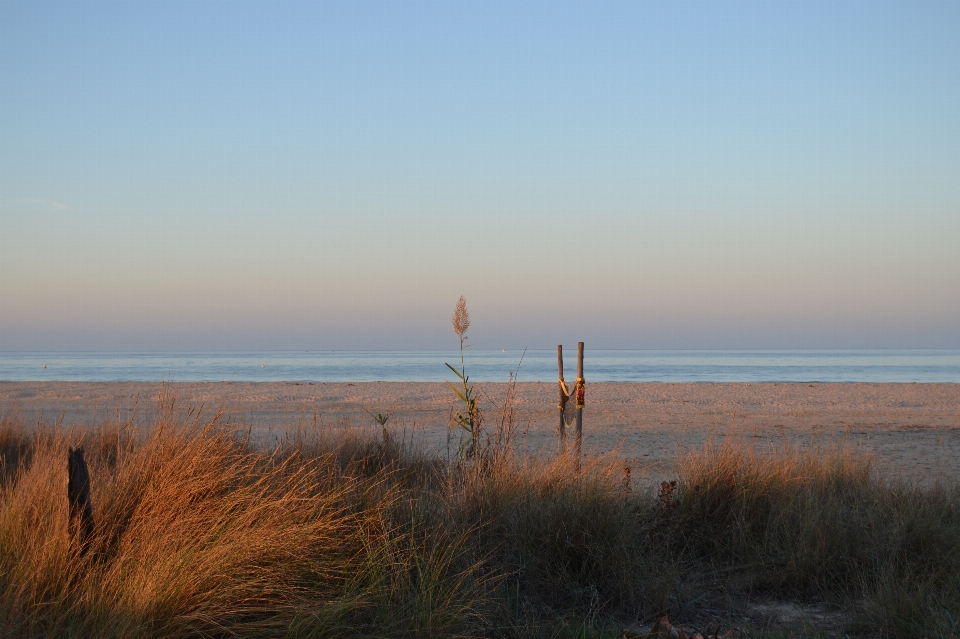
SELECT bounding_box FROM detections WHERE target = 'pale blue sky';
[1,1,958,351]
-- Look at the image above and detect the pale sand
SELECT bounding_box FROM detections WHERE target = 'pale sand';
[2,381,959,483]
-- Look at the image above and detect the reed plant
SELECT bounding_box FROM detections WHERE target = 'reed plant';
[446,296,482,460]
[1,403,958,638]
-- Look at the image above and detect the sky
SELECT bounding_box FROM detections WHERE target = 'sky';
[1,1,959,351]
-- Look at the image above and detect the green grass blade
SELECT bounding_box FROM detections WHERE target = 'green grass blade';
[446,380,468,403]
[445,363,465,380]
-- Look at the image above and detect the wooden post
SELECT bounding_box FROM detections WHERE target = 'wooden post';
[574,342,584,463]
[558,345,566,453]
[68,447,94,557]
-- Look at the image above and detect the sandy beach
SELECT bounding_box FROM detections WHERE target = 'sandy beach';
[2,381,959,483]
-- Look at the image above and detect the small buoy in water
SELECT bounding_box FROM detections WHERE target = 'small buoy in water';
[262,364,265,368]
[502,349,505,352]
[43,364,47,368]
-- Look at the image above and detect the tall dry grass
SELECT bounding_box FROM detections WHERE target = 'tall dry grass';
[666,441,960,637]
[1,399,958,638]
[0,399,488,638]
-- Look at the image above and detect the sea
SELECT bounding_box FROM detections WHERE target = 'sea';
[1,350,959,383]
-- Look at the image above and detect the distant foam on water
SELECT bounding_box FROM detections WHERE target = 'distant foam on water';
[1,350,959,383]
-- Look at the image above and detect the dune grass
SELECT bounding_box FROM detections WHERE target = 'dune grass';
[1,397,958,638]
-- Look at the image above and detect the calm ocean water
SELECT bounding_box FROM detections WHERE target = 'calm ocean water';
[1,350,959,383]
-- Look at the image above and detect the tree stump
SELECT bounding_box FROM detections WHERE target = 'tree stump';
[68,447,94,556]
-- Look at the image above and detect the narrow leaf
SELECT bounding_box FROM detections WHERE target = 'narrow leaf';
[446,381,468,402]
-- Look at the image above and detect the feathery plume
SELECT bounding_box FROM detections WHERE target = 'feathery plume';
[452,296,470,341]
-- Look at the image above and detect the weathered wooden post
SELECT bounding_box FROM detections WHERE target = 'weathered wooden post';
[558,345,567,453]
[574,342,585,464]
[68,447,94,557]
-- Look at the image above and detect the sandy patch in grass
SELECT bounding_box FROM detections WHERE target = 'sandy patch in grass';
[2,381,959,484]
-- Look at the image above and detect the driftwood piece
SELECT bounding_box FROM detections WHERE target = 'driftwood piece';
[67,446,94,556]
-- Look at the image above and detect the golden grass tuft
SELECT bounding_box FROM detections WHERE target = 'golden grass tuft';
[0,399,487,638]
